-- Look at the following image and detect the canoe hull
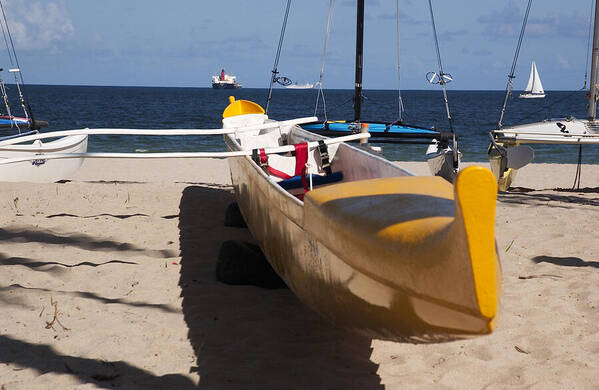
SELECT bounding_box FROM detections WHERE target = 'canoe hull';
[225,129,500,342]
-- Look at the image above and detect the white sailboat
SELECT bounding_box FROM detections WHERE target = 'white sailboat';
[519,61,545,98]
[489,0,599,190]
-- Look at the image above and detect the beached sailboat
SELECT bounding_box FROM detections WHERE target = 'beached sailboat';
[0,0,88,182]
[223,95,500,342]
[298,0,460,182]
[519,61,545,98]
[489,0,599,190]
[0,69,48,130]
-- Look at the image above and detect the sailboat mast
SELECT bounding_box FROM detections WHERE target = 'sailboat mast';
[353,0,364,122]
[588,0,599,121]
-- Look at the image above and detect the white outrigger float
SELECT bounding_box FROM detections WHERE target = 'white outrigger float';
[0,94,502,342]
[0,133,88,182]
[489,0,599,190]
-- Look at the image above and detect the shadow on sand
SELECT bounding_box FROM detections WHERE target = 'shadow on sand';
[499,187,599,208]
[0,225,197,388]
[532,255,599,269]
[0,227,175,258]
[0,335,198,389]
[178,185,384,389]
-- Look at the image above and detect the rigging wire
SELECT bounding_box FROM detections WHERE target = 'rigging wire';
[0,0,31,126]
[0,72,15,126]
[314,0,334,120]
[0,12,14,66]
[396,0,404,122]
[583,0,595,90]
[521,0,593,124]
[427,0,453,134]
[427,0,458,171]
[573,144,583,190]
[265,0,292,114]
[497,0,533,129]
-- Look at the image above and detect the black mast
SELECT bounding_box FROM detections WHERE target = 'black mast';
[353,0,364,122]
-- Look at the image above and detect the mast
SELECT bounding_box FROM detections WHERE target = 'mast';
[588,0,599,121]
[353,0,364,122]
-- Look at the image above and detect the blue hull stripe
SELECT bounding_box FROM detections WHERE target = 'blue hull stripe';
[302,122,438,135]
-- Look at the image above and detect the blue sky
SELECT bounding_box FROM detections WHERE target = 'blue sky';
[1,0,595,90]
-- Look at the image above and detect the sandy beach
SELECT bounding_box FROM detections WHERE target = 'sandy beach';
[1,159,598,389]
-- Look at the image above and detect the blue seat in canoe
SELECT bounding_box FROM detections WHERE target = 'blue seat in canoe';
[278,171,343,190]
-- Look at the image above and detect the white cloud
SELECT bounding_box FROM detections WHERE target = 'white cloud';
[478,1,590,41]
[556,56,570,70]
[1,0,74,50]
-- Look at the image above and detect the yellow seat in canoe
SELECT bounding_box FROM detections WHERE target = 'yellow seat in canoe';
[223,96,265,118]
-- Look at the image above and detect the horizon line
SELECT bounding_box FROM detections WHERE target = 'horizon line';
[4,83,588,92]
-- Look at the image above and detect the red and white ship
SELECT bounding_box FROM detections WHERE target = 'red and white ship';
[211,68,242,89]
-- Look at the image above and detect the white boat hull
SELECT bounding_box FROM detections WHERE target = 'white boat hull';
[518,93,545,99]
[492,118,596,143]
[488,118,598,189]
[426,141,461,182]
[0,134,88,182]
[285,83,315,89]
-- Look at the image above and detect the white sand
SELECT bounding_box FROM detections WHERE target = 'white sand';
[1,159,598,389]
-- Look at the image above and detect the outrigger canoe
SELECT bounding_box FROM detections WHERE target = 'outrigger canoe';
[223,96,501,342]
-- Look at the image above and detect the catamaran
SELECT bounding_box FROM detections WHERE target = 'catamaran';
[264,0,460,182]
[489,0,599,190]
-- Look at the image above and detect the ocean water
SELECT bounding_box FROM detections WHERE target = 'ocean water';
[3,85,596,163]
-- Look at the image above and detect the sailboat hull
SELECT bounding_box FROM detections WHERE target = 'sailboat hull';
[518,93,545,99]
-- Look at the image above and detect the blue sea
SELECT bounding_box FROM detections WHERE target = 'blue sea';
[4,85,597,163]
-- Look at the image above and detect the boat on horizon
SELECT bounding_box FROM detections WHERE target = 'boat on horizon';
[285,82,315,89]
[212,68,242,89]
[519,61,545,99]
